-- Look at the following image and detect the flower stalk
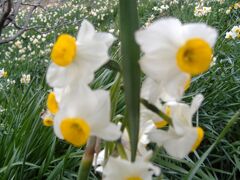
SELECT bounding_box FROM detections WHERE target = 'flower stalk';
[78,136,96,180]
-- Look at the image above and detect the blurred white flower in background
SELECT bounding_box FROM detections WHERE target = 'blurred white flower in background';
[20,74,31,84]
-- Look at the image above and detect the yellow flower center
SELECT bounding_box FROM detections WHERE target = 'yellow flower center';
[154,106,171,128]
[184,76,191,91]
[43,117,54,127]
[51,34,77,67]
[47,92,59,115]
[60,118,90,147]
[154,120,168,128]
[176,38,212,75]
[192,127,204,151]
[126,177,143,180]
[3,72,7,77]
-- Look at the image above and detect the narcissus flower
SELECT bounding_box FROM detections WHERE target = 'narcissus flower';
[103,151,160,180]
[0,68,7,78]
[41,110,54,127]
[46,88,64,115]
[148,94,205,159]
[47,20,115,88]
[141,76,190,107]
[53,84,121,147]
[121,120,154,158]
[135,18,217,98]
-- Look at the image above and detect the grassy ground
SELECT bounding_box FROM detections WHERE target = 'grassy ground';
[0,0,240,179]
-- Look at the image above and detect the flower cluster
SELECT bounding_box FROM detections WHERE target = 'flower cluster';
[44,20,121,148]
[194,4,212,17]
[226,2,240,14]
[20,74,31,84]
[135,17,217,159]
[91,17,218,179]
[225,25,240,40]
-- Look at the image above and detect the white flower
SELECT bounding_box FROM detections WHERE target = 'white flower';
[0,68,7,78]
[225,31,234,39]
[140,77,173,128]
[148,94,204,159]
[135,18,217,101]
[141,76,190,102]
[20,74,31,84]
[194,5,212,17]
[121,119,154,158]
[53,84,121,147]
[103,151,160,180]
[93,149,105,173]
[47,20,115,88]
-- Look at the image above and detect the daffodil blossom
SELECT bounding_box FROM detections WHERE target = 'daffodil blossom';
[141,76,190,102]
[43,88,65,126]
[93,121,154,173]
[121,119,154,158]
[41,109,54,127]
[148,94,205,159]
[53,84,121,147]
[0,68,7,78]
[135,18,217,101]
[103,151,160,180]
[47,87,64,115]
[47,19,115,88]
[141,78,173,128]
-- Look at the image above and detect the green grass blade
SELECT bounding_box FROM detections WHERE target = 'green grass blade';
[185,110,240,180]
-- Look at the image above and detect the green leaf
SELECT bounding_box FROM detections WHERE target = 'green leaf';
[119,0,140,162]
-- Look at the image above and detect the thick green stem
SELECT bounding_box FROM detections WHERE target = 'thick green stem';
[119,0,140,162]
[78,137,96,180]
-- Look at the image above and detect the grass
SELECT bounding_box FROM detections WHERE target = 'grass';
[0,0,240,179]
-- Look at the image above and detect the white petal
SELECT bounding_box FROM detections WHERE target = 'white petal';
[77,41,109,71]
[93,149,105,167]
[77,19,95,43]
[87,90,110,127]
[139,53,178,83]
[141,77,161,103]
[148,128,175,146]
[190,94,204,115]
[169,103,192,134]
[160,73,190,102]
[135,17,183,53]
[46,63,74,88]
[94,32,116,47]
[92,123,121,141]
[59,84,98,119]
[182,23,218,47]
[53,87,64,103]
[164,128,198,159]
[53,111,64,139]
[103,157,129,180]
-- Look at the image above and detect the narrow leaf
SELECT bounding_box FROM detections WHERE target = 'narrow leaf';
[119,0,140,161]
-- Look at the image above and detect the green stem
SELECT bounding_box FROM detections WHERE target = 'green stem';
[185,110,240,180]
[117,142,128,160]
[141,98,173,125]
[78,137,96,180]
[119,0,140,162]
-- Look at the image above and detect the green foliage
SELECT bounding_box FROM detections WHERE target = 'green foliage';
[0,0,240,179]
